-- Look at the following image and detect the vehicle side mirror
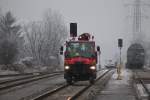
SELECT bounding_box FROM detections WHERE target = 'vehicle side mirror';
[60,46,63,55]
[97,46,100,52]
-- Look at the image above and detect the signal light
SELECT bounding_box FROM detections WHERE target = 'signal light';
[97,46,100,52]
[118,39,123,47]
[70,23,77,37]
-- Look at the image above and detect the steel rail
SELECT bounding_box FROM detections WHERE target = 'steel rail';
[0,71,63,85]
[31,84,69,100]
[0,75,40,84]
[68,69,111,100]
[0,72,63,90]
[133,70,150,99]
[0,71,63,77]
[139,79,150,100]
[32,69,111,100]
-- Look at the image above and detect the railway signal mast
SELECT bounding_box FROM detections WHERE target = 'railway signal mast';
[117,38,123,80]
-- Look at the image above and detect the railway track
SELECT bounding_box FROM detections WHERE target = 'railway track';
[0,71,63,77]
[0,71,63,91]
[31,69,113,100]
[138,79,150,99]
[0,72,44,78]
[0,74,40,84]
[0,71,63,84]
[133,70,150,100]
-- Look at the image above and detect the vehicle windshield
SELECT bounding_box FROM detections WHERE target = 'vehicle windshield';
[65,42,95,58]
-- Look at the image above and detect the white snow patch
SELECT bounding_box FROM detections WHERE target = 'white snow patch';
[136,84,148,97]
[112,69,132,85]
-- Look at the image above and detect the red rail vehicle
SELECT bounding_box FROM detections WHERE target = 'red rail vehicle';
[60,23,100,84]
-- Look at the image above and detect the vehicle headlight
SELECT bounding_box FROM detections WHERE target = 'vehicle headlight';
[65,66,70,70]
[90,66,96,70]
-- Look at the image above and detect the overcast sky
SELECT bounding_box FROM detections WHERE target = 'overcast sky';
[0,0,149,65]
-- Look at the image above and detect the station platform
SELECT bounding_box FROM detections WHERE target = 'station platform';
[95,69,136,100]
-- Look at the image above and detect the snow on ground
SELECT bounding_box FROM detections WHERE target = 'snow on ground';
[136,84,148,97]
[0,70,19,75]
[0,74,65,100]
[112,68,133,85]
[95,68,136,100]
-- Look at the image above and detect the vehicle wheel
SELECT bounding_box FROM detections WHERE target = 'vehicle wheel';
[66,77,72,85]
[89,77,94,84]
[72,77,77,82]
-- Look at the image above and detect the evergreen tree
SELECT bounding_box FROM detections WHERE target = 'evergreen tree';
[0,11,22,64]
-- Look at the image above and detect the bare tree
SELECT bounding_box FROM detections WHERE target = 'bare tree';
[23,22,44,65]
[23,9,67,67]
[42,9,67,65]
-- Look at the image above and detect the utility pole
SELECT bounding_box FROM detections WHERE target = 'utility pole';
[127,0,149,43]
[133,0,142,42]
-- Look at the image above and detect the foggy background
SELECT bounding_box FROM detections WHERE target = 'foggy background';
[0,0,150,67]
